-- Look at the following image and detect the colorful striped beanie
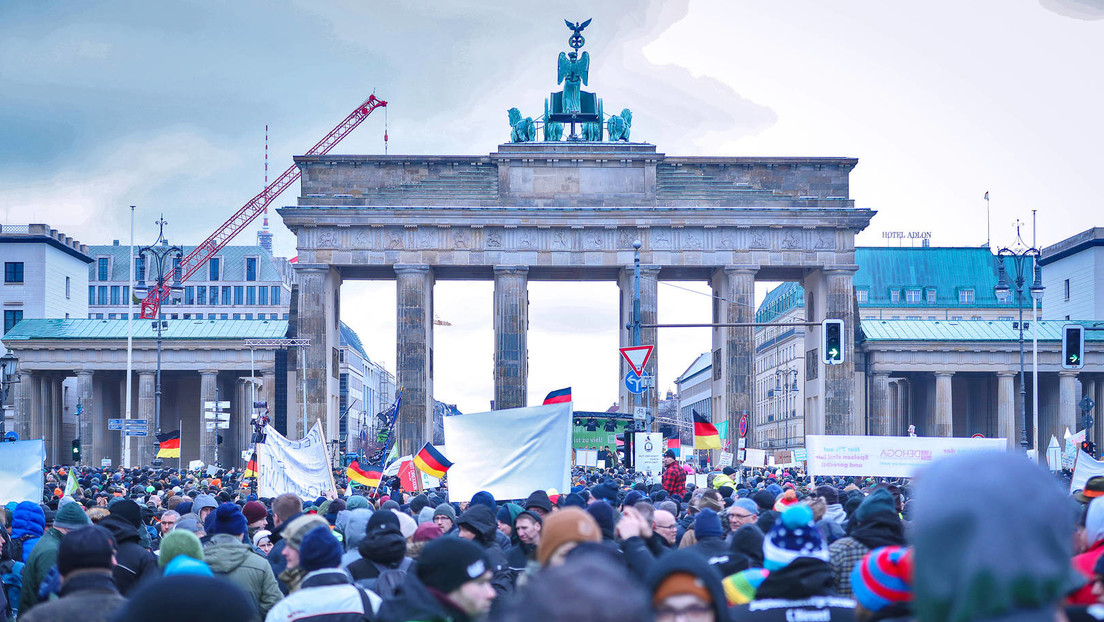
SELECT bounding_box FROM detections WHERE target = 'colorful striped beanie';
[850,546,913,612]
[762,504,829,571]
[722,568,769,606]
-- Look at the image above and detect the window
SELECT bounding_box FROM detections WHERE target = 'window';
[110,286,120,306]
[121,313,128,319]
[222,286,232,305]
[234,286,244,305]
[95,313,104,319]
[998,316,1014,321]
[135,256,146,282]
[926,289,936,304]
[65,276,71,299]
[905,315,921,320]
[258,286,268,305]
[856,289,868,304]
[1065,279,1071,301]
[184,286,194,305]
[88,286,95,305]
[951,315,963,320]
[108,313,116,319]
[4,262,23,284]
[244,313,253,320]
[3,310,22,334]
[123,286,129,303]
[97,257,109,281]
[197,287,206,305]
[210,286,219,305]
[232,313,241,320]
[209,257,220,281]
[220,313,228,320]
[959,289,975,304]
[905,289,921,304]
[272,287,281,305]
[183,313,191,319]
[246,286,256,305]
[98,286,108,305]
[246,257,258,281]
[890,290,900,303]
[971,315,982,320]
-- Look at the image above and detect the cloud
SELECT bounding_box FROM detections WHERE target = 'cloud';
[1039,0,1104,19]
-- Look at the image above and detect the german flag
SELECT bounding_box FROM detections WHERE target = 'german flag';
[156,430,181,458]
[412,443,453,478]
[347,461,382,487]
[693,411,722,450]
[244,452,258,478]
[543,387,572,405]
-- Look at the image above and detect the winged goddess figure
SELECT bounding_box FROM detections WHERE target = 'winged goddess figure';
[558,19,592,113]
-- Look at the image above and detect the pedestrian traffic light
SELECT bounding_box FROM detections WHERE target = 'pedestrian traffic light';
[822,319,845,365]
[1081,440,1096,458]
[1063,324,1085,369]
[71,438,81,462]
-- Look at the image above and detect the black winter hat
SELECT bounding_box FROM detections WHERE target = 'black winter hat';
[110,499,143,529]
[524,490,554,514]
[815,484,840,505]
[751,489,776,511]
[664,449,676,460]
[417,537,491,594]
[58,525,115,576]
[590,483,618,504]
[410,493,430,515]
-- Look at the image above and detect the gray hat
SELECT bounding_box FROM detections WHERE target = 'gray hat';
[192,494,218,512]
[432,503,457,523]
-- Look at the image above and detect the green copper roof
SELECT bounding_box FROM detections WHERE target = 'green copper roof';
[756,281,804,324]
[854,246,1027,309]
[860,319,1104,342]
[2,318,289,341]
[339,321,369,359]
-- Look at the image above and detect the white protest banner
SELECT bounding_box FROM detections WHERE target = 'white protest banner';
[0,440,45,503]
[257,420,336,499]
[742,448,766,467]
[445,401,571,501]
[717,452,734,468]
[634,433,663,478]
[1064,430,1086,470]
[1071,450,1104,493]
[806,435,1006,478]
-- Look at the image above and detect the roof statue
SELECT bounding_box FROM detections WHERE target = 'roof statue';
[507,19,632,143]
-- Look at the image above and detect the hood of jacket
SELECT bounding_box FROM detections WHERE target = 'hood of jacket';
[203,534,254,573]
[753,556,836,601]
[357,512,407,567]
[645,549,728,622]
[729,523,765,569]
[336,508,374,552]
[847,512,907,549]
[11,501,45,539]
[99,514,141,545]
[822,503,847,525]
[379,572,470,622]
[457,504,497,547]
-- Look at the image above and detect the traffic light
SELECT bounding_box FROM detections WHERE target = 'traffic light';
[1063,324,1085,369]
[71,438,81,463]
[822,319,845,365]
[1082,440,1096,458]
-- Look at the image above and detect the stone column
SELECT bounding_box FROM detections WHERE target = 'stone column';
[710,266,756,453]
[934,372,954,437]
[200,370,218,466]
[493,266,528,410]
[1059,371,1079,438]
[395,265,434,457]
[870,373,891,436]
[137,372,155,466]
[618,265,660,416]
[896,379,909,436]
[295,263,341,440]
[824,267,858,435]
[40,375,55,464]
[14,372,32,443]
[997,371,1016,450]
[76,371,94,465]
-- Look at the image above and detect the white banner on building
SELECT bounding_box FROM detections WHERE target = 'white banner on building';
[0,440,45,504]
[806,435,1006,478]
[444,401,572,501]
[634,433,663,478]
[257,421,336,499]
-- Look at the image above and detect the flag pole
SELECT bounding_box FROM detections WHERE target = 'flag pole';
[125,205,135,468]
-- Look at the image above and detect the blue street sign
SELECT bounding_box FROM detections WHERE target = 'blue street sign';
[625,370,648,395]
[125,430,148,437]
[108,419,124,430]
[125,419,148,429]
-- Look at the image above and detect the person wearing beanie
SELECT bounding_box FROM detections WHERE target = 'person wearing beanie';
[95,498,159,597]
[163,554,214,577]
[496,502,523,540]
[378,537,496,622]
[242,500,268,536]
[523,490,555,517]
[158,529,204,569]
[19,525,125,622]
[470,490,496,510]
[662,450,687,498]
[773,489,800,512]
[688,508,741,576]
[563,492,587,508]
[276,514,329,594]
[267,526,383,622]
[347,509,415,593]
[828,488,906,597]
[732,503,856,621]
[417,505,436,526]
[112,575,258,622]
[409,493,430,516]
[19,499,92,615]
[537,506,602,568]
[505,510,543,582]
[253,529,274,555]
[584,500,619,549]
[455,504,513,595]
[336,505,375,568]
[589,482,619,505]
[432,503,457,534]
[408,522,443,559]
[202,502,282,622]
[645,550,728,622]
[850,546,913,622]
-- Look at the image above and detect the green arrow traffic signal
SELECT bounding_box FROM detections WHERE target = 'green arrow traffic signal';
[1063,325,1085,370]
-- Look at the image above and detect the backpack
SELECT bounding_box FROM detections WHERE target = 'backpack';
[353,557,412,599]
[7,535,34,564]
[0,560,23,621]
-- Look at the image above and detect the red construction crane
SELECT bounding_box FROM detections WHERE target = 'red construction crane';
[139,94,388,319]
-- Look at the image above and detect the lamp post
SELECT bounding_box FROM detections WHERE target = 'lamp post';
[0,351,19,439]
[994,222,1043,454]
[135,216,183,463]
[775,367,799,455]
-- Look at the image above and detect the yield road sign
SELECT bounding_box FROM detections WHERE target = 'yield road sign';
[620,345,654,376]
[625,370,648,394]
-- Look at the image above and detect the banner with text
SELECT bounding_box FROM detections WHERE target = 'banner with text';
[257,421,335,499]
[0,440,45,503]
[806,435,1007,478]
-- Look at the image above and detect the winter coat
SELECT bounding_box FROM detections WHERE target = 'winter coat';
[730,557,857,621]
[348,513,413,585]
[17,527,62,615]
[689,535,744,577]
[336,507,375,565]
[455,505,513,595]
[829,512,906,596]
[267,511,303,595]
[376,573,472,622]
[644,550,729,622]
[203,533,283,621]
[10,502,45,563]
[620,534,672,582]
[98,514,160,596]
[19,571,126,622]
[265,568,382,622]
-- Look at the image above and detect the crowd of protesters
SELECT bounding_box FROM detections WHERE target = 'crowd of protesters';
[0,447,1102,621]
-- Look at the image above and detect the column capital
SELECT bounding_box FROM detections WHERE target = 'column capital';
[493,265,529,276]
[137,370,157,377]
[1059,370,1081,378]
[199,369,219,376]
[394,264,433,276]
[722,265,759,277]
[872,372,891,380]
[823,265,860,275]
[76,370,93,378]
[934,371,955,378]
[996,370,1018,378]
[293,262,332,273]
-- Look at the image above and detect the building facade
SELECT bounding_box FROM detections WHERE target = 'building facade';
[339,321,397,458]
[0,224,92,343]
[1039,227,1104,321]
[86,242,294,321]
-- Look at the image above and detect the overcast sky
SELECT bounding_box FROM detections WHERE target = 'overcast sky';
[2,1,1101,415]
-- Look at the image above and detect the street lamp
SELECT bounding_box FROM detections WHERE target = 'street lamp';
[135,216,183,463]
[0,351,19,439]
[775,367,799,453]
[994,222,1043,454]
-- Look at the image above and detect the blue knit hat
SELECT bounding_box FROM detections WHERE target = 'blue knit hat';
[851,546,913,612]
[470,491,496,510]
[164,554,214,577]
[763,504,829,571]
[298,525,342,572]
[211,502,248,536]
[694,508,723,539]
